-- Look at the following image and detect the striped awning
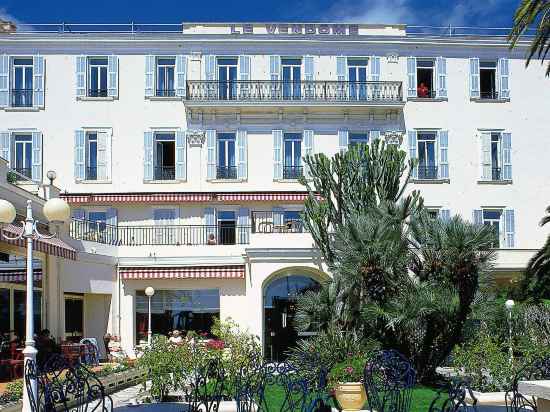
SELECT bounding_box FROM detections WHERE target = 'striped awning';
[120,265,245,280]
[1,224,77,260]
[61,192,311,204]
[0,269,42,283]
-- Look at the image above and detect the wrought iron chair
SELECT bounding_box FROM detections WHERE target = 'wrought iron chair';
[363,349,416,412]
[24,354,113,412]
[505,356,550,412]
[182,354,228,412]
[429,379,480,412]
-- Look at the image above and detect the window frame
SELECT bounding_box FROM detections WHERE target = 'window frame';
[87,57,109,97]
[482,208,504,247]
[11,57,34,107]
[415,58,436,98]
[13,133,33,178]
[416,131,438,180]
[85,132,98,181]
[155,56,176,97]
[153,131,176,181]
[479,60,498,100]
[490,132,503,181]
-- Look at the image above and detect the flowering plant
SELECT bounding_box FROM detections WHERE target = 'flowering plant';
[206,339,225,350]
[327,354,365,387]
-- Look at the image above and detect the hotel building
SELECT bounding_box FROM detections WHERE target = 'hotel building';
[0,22,549,361]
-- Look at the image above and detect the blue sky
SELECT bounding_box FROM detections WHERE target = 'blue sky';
[1,0,519,27]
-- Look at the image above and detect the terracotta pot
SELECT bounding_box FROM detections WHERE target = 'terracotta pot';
[334,382,367,411]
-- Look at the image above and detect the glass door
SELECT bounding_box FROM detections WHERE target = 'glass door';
[348,58,368,100]
[282,58,302,100]
[217,58,238,100]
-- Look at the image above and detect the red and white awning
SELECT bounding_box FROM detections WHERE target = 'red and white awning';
[61,192,312,205]
[1,224,77,260]
[0,269,42,283]
[120,265,245,280]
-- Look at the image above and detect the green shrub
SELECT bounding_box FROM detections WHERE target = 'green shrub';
[328,354,366,387]
[0,379,23,404]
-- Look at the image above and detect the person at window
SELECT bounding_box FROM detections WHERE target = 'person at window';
[168,330,184,345]
[36,329,60,366]
[207,234,217,245]
[417,82,429,98]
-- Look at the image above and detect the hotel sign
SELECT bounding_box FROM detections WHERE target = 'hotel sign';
[230,23,360,36]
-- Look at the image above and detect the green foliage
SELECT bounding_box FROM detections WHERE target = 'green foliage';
[0,379,23,404]
[509,0,550,76]
[6,171,17,184]
[328,355,366,387]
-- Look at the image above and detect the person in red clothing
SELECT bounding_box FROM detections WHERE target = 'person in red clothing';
[417,82,429,98]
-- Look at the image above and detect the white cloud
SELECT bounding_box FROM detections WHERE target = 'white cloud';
[323,0,418,24]
[0,8,23,25]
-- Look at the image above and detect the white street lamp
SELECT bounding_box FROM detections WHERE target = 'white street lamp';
[145,287,155,346]
[0,198,70,412]
[505,299,515,364]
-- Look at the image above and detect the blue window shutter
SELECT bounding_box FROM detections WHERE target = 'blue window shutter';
[176,55,187,98]
[74,130,85,180]
[407,130,418,178]
[270,56,281,81]
[237,207,250,244]
[439,209,451,222]
[438,130,449,179]
[273,130,283,180]
[504,209,515,248]
[498,58,510,99]
[175,130,187,180]
[370,56,381,81]
[145,55,155,97]
[106,208,118,226]
[303,130,314,178]
[336,56,347,81]
[76,56,86,97]
[107,55,118,97]
[473,209,483,226]
[273,207,284,230]
[469,58,480,99]
[0,55,8,107]
[31,131,42,183]
[304,55,314,81]
[502,132,512,180]
[0,131,10,164]
[204,55,216,80]
[436,57,447,98]
[32,55,45,108]
[206,130,216,180]
[407,57,417,98]
[480,132,492,180]
[72,208,85,221]
[338,129,349,152]
[143,131,153,181]
[96,131,108,181]
[204,207,216,240]
[239,55,251,81]
[369,130,380,142]
[237,129,248,180]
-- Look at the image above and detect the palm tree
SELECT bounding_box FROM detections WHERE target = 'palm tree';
[509,0,550,75]
[521,206,550,300]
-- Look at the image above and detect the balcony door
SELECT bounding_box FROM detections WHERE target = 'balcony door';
[283,133,302,179]
[154,209,177,245]
[282,58,301,100]
[12,58,33,107]
[417,132,437,180]
[348,58,368,100]
[13,134,32,179]
[154,133,176,180]
[217,211,236,245]
[217,133,236,179]
[217,58,238,100]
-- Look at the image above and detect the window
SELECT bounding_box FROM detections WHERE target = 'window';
[480,131,511,182]
[88,57,108,97]
[417,132,437,180]
[283,133,302,179]
[217,211,236,245]
[64,295,84,342]
[11,58,33,107]
[217,58,238,100]
[13,134,32,179]
[154,133,175,180]
[482,209,502,247]
[480,61,497,99]
[426,209,439,219]
[154,209,177,244]
[86,132,98,180]
[282,58,302,99]
[348,58,368,100]
[135,289,220,344]
[284,210,303,233]
[416,59,435,98]
[88,211,107,232]
[490,133,501,181]
[217,133,236,179]
[156,57,176,97]
[349,133,369,147]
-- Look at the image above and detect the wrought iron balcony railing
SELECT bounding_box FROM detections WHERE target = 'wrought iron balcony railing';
[70,219,251,246]
[283,166,303,180]
[11,89,33,107]
[156,89,176,97]
[154,166,176,181]
[480,90,499,100]
[251,211,305,234]
[86,167,97,181]
[492,167,502,181]
[216,166,237,180]
[88,89,108,97]
[417,166,439,180]
[14,168,32,180]
[186,80,403,103]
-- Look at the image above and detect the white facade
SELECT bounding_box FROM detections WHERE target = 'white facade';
[0,22,549,358]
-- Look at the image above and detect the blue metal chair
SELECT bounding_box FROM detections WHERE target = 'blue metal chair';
[363,349,416,412]
[429,379,480,412]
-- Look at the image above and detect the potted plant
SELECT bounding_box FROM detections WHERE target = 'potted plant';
[328,355,367,412]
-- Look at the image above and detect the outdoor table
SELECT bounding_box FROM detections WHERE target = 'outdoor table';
[518,380,550,412]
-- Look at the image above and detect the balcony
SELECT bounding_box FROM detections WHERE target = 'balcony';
[88,89,108,98]
[251,211,305,234]
[417,166,439,180]
[185,80,403,107]
[156,89,176,97]
[11,89,33,107]
[70,219,251,246]
[283,166,303,180]
[216,166,237,180]
[154,166,175,181]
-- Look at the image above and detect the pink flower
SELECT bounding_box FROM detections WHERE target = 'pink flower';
[345,366,354,374]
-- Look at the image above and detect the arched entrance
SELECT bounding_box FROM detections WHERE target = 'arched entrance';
[263,272,321,361]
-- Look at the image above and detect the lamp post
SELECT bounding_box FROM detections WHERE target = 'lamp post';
[505,299,515,364]
[145,286,155,346]
[0,197,70,412]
